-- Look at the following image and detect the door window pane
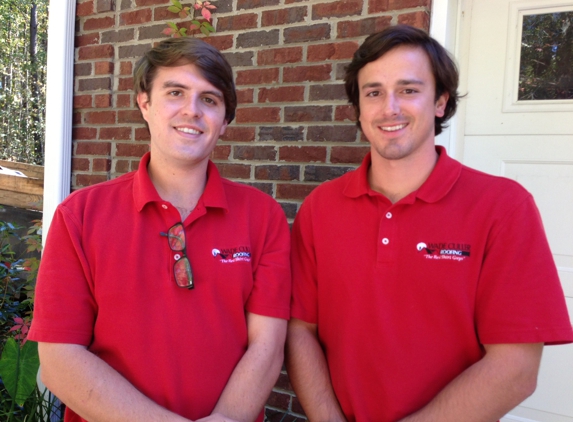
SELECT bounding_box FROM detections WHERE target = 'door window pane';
[519,12,573,100]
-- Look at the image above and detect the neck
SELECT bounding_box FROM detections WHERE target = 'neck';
[368,146,438,204]
[147,155,209,220]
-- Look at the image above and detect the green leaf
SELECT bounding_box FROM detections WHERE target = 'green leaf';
[171,0,183,8]
[167,5,181,13]
[168,22,179,30]
[203,21,215,32]
[200,25,210,36]
[0,338,40,406]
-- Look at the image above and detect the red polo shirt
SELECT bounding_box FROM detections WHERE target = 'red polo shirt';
[30,153,291,421]
[291,147,573,422]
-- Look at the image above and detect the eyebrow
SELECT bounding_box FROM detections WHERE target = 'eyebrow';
[161,80,224,99]
[360,79,425,90]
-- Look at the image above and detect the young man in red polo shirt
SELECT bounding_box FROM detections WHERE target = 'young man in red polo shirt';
[287,25,573,422]
[29,38,291,422]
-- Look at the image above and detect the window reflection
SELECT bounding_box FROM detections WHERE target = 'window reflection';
[519,11,573,100]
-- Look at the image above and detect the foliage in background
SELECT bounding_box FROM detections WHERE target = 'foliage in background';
[162,0,216,38]
[519,11,573,100]
[0,219,59,421]
[0,0,48,165]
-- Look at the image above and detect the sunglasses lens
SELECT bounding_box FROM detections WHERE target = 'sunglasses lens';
[168,223,185,251]
[174,257,193,289]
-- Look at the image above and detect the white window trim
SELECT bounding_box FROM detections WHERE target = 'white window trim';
[42,0,76,243]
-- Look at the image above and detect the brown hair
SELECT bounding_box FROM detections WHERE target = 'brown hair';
[344,25,460,135]
[134,37,237,124]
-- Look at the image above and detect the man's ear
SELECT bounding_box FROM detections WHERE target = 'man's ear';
[435,92,449,118]
[136,92,151,116]
[219,120,228,137]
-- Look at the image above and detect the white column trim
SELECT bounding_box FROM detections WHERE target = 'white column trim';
[42,0,76,244]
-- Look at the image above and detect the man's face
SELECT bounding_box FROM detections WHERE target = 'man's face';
[357,46,448,163]
[137,63,228,168]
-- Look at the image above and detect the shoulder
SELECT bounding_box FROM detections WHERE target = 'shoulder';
[220,178,286,217]
[458,165,532,202]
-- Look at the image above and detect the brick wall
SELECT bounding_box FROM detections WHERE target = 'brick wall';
[73,0,431,418]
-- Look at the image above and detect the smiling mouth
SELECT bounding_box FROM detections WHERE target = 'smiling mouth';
[380,123,407,132]
[176,127,202,135]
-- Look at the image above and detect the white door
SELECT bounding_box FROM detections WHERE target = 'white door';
[454,0,573,421]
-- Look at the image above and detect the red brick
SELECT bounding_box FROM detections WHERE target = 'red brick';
[95,61,114,75]
[73,127,98,140]
[283,64,331,83]
[74,95,93,109]
[217,13,258,31]
[76,0,94,16]
[130,160,140,171]
[335,105,356,122]
[120,9,152,26]
[118,77,134,91]
[236,68,280,85]
[368,0,389,12]
[220,127,256,142]
[202,35,234,51]
[115,159,130,174]
[76,32,100,47]
[211,145,231,160]
[216,163,251,179]
[118,110,145,124]
[76,141,111,155]
[237,88,254,104]
[390,0,431,8]
[135,127,151,141]
[265,391,290,411]
[274,372,293,391]
[307,41,358,62]
[95,94,112,108]
[255,165,299,181]
[235,107,281,124]
[120,61,133,75]
[312,0,362,19]
[259,86,304,103]
[398,11,430,29]
[276,183,317,200]
[284,106,332,122]
[99,127,132,140]
[291,396,306,415]
[76,174,109,187]
[85,111,116,124]
[116,143,149,157]
[136,0,169,5]
[337,16,392,38]
[72,158,90,171]
[93,158,111,172]
[284,24,330,44]
[84,16,115,31]
[78,44,114,60]
[238,0,280,9]
[233,146,277,161]
[279,146,326,163]
[331,146,370,164]
[258,47,302,66]
[262,7,307,26]
[116,94,132,108]
[73,112,81,124]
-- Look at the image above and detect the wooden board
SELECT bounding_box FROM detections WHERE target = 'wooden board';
[0,161,44,211]
[0,160,44,179]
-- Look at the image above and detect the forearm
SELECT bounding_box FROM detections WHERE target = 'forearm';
[285,318,346,422]
[400,343,543,422]
[39,342,190,422]
[213,314,287,422]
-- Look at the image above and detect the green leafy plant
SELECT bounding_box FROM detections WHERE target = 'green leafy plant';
[162,0,216,37]
[0,218,59,421]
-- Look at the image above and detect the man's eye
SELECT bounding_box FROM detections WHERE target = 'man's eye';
[403,89,417,94]
[366,91,379,97]
[169,91,182,96]
[203,97,216,104]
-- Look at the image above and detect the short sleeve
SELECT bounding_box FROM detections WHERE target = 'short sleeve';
[28,205,97,345]
[476,195,573,345]
[290,198,319,323]
[245,200,291,320]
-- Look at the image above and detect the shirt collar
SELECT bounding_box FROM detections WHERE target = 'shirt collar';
[133,152,229,212]
[343,146,462,203]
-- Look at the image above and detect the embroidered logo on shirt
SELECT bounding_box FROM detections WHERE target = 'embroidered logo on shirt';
[212,246,251,263]
[417,242,470,262]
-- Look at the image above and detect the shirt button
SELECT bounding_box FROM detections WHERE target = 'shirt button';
[382,238,389,245]
[386,212,392,219]
[162,204,168,210]
[174,253,181,260]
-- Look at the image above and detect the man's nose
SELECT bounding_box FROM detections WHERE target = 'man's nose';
[382,93,399,116]
[182,96,202,117]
